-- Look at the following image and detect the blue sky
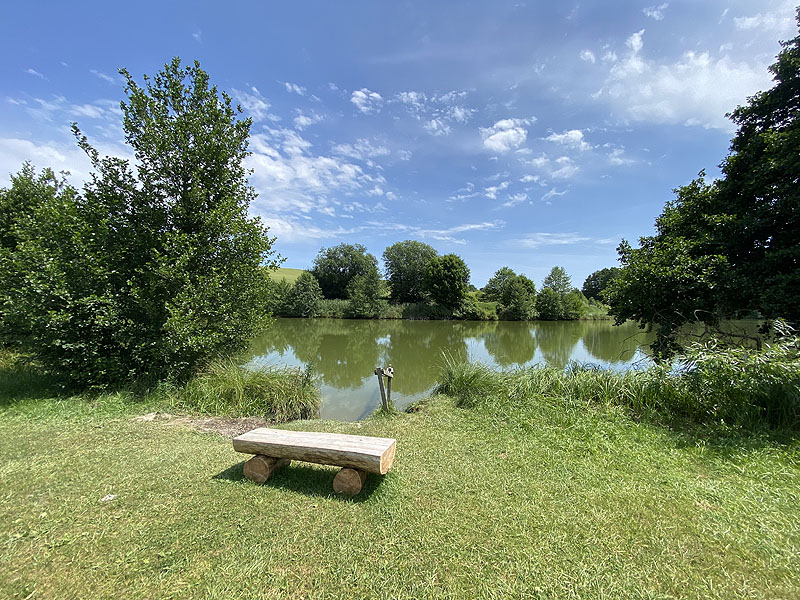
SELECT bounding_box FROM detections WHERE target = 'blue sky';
[0,1,795,288]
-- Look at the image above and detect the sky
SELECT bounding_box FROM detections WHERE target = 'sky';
[0,1,796,288]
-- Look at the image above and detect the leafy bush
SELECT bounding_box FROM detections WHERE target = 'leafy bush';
[346,270,385,318]
[0,59,279,386]
[283,272,323,317]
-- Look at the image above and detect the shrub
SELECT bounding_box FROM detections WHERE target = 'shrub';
[284,272,323,317]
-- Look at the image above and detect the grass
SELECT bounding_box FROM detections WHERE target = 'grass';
[268,267,307,285]
[163,358,321,421]
[1,351,799,598]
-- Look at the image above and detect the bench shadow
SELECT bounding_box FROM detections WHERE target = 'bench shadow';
[212,461,384,502]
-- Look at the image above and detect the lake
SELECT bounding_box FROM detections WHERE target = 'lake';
[244,318,655,421]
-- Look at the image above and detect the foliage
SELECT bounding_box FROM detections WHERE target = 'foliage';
[582,267,619,301]
[482,267,517,302]
[607,16,800,357]
[283,272,323,318]
[542,266,573,296]
[166,358,320,422]
[423,253,470,311]
[455,295,499,321]
[499,276,538,321]
[536,287,563,321]
[382,240,438,303]
[562,290,586,320]
[311,243,379,299]
[346,269,386,318]
[0,59,279,386]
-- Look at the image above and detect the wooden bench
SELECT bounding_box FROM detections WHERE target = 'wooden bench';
[232,428,396,496]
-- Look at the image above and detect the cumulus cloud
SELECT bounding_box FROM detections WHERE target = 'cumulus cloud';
[331,138,391,161]
[580,50,596,64]
[351,88,383,114]
[423,118,451,136]
[643,3,668,21]
[598,29,773,130]
[501,192,528,209]
[484,181,510,199]
[480,118,533,153]
[734,1,796,33]
[527,155,579,180]
[232,87,279,122]
[293,111,323,130]
[283,82,307,95]
[545,129,591,151]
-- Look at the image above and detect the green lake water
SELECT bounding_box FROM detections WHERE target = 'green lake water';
[244,318,655,421]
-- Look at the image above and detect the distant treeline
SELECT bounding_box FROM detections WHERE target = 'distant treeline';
[267,241,611,321]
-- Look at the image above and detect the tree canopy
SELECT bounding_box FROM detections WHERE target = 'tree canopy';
[582,268,619,302]
[607,14,800,358]
[542,266,573,296]
[424,254,470,310]
[311,243,379,299]
[382,240,438,303]
[0,58,279,385]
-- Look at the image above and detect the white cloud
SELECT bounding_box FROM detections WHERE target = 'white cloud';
[551,156,579,179]
[367,185,384,197]
[541,188,568,203]
[734,1,796,33]
[484,181,510,199]
[599,29,774,130]
[520,174,540,184]
[448,105,475,124]
[351,88,383,114]
[331,138,391,161]
[545,129,591,151]
[25,68,46,79]
[283,82,307,95]
[643,3,668,21]
[501,192,528,209]
[580,50,596,64]
[293,111,323,130]
[90,69,120,85]
[410,220,505,244]
[232,87,279,123]
[607,147,635,166]
[480,118,533,153]
[192,30,202,42]
[516,232,587,248]
[423,118,451,136]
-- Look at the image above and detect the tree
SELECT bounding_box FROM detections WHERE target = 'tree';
[542,266,573,295]
[311,243,378,299]
[607,14,800,358]
[424,254,470,311]
[536,287,563,321]
[284,272,323,317]
[499,276,538,321]
[483,267,517,302]
[582,267,619,302]
[0,58,279,385]
[383,240,438,303]
[346,269,385,318]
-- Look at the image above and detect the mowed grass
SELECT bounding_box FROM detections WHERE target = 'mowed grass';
[1,384,799,599]
[268,267,307,285]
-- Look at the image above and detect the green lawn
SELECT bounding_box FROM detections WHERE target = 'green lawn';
[269,267,307,285]
[1,378,798,599]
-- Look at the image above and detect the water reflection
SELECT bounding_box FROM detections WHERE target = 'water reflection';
[245,318,654,421]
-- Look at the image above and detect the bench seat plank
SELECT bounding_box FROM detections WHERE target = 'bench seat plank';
[233,428,396,475]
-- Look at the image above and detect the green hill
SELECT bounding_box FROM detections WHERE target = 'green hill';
[268,267,307,284]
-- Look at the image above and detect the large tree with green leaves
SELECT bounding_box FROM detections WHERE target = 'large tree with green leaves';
[582,267,619,302]
[382,240,438,303]
[607,14,800,358]
[424,254,470,311]
[311,243,379,299]
[0,58,279,385]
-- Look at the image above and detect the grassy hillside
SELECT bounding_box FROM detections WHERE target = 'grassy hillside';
[268,267,307,285]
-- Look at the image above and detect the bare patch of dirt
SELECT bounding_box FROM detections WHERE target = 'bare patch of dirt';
[132,412,270,437]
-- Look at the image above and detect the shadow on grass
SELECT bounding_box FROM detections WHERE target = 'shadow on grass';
[0,356,62,407]
[213,460,384,501]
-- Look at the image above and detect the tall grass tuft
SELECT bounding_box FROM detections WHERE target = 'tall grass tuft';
[435,329,800,429]
[166,358,321,422]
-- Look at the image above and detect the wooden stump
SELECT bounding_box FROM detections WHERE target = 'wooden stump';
[333,467,367,496]
[243,455,290,484]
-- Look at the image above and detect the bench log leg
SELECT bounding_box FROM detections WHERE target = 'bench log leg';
[243,455,290,484]
[333,468,367,496]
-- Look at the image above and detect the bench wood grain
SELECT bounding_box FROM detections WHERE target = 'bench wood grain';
[233,428,396,475]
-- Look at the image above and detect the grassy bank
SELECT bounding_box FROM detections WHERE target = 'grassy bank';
[1,350,799,598]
